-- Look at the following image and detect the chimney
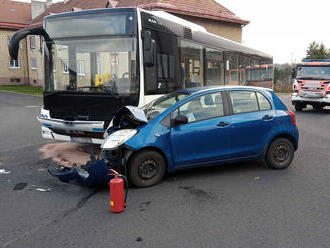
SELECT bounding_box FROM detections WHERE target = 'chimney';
[31,0,46,19]
[46,0,52,8]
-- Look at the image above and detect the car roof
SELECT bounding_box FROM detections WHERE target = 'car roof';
[178,86,273,95]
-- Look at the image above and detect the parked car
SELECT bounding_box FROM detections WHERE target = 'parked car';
[99,86,299,187]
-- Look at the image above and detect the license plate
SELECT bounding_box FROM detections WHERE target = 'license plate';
[70,137,92,144]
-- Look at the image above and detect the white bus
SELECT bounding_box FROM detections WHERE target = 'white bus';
[9,7,273,144]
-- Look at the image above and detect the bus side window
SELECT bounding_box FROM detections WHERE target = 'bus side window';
[225,52,239,85]
[239,55,249,86]
[205,48,224,86]
[180,40,203,88]
[250,59,261,83]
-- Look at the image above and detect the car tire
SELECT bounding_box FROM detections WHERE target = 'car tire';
[128,150,166,187]
[294,103,303,111]
[266,138,294,170]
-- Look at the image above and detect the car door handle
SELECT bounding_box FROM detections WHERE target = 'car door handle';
[262,115,273,120]
[217,121,230,127]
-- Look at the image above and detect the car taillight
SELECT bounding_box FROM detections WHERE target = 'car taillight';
[286,110,296,125]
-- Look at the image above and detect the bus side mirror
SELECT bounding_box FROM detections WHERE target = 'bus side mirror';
[8,26,47,60]
[291,68,296,78]
[142,31,155,67]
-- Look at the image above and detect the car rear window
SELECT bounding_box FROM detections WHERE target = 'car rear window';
[256,92,271,110]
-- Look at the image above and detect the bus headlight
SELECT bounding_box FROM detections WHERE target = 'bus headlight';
[292,93,298,96]
[101,129,137,150]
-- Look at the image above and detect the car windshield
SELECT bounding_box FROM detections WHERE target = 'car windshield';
[296,66,330,80]
[144,92,191,121]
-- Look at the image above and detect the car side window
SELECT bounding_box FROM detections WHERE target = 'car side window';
[176,92,224,123]
[230,91,259,114]
[256,92,272,110]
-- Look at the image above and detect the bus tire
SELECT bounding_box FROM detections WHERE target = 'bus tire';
[128,150,166,187]
[266,138,294,170]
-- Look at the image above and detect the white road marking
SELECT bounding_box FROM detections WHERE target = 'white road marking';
[24,105,41,108]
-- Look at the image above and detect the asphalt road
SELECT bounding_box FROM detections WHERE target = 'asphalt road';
[0,91,329,248]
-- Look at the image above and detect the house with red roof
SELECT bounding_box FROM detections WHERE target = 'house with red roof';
[1,0,248,86]
[0,0,31,85]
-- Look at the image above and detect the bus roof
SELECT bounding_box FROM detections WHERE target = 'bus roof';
[44,7,272,61]
[141,8,272,60]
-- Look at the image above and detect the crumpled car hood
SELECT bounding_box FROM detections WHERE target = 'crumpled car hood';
[106,106,148,135]
[113,106,148,125]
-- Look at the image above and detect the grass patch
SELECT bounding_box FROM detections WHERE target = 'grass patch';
[0,85,43,96]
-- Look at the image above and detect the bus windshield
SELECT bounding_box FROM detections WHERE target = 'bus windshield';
[44,11,138,95]
[45,37,137,95]
[296,66,330,80]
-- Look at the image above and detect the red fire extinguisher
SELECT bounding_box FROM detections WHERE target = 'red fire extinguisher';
[109,169,128,213]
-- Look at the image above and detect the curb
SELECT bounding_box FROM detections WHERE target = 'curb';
[0,90,42,98]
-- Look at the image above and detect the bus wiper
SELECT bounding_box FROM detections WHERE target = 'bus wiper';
[102,87,120,99]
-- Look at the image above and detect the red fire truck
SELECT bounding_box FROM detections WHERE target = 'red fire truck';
[292,59,330,111]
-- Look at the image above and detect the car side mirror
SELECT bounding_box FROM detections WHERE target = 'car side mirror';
[142,31,155,67]
[172,114,188,126]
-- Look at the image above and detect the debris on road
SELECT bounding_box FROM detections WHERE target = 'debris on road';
[36,188,51,192]
[0,169,11,175]
[253,176,260,181]
[48,159,112,186]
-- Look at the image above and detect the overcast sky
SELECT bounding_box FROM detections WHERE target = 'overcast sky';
[217,0,330,64]
[18,0,330,64]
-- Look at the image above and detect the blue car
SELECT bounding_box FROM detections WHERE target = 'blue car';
[101,86,299,187]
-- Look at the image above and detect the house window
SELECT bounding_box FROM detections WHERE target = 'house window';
[31,57,37,70]
[77,60,85,75]
[30,36,36,49]
[62,59,68,73]
[39,37,43,52]
[9,58,20,68]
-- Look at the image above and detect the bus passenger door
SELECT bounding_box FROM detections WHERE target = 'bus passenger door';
[143,30,181,97]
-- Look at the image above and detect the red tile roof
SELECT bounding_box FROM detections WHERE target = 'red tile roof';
[30,0,108,26]
[30,0,248,26]
[0,0,31,29]
[115,0,249,25]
